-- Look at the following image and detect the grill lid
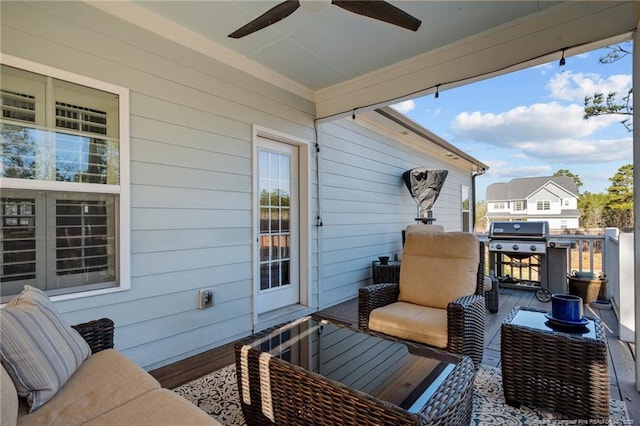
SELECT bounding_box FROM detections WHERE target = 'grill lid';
[489,221,549,239]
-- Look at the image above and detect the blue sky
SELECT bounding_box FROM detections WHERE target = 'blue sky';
[392,45,632,201]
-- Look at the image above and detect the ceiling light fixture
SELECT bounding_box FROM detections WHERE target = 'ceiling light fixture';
[559,49,566,67]
[435,85,440,99]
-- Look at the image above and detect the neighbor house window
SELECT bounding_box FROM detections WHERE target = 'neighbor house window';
[1,58,129,301]
[513,201,524,211]
[536,200,550,211]
[494,202,506,209]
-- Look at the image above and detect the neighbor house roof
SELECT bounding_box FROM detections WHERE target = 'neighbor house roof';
[486,176,578,201]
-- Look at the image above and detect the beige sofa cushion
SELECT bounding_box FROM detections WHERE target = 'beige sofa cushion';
[2,364,18,426]
[399,232,479,309]
[17,349,160,426]
[85,388,221,426]
[369,302,448,348]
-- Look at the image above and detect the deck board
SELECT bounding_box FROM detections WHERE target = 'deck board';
[151,287,639,422]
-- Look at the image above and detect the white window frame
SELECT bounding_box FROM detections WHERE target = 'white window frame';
[0,54,130,302]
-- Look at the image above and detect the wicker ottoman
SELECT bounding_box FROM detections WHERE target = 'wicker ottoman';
[501,306,609,421]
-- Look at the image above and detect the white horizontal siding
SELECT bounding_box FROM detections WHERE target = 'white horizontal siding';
[318,118,473,307]
[1,1,316,370]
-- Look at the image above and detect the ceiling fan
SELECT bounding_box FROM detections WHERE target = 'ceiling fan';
[228,0,421,39]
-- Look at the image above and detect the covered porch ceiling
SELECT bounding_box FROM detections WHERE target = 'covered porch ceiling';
[91,1,638,120]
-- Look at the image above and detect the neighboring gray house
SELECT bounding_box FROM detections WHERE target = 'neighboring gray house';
[485,176,580,229]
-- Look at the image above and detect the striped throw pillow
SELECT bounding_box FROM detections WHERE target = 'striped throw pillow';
[0,286,91,412]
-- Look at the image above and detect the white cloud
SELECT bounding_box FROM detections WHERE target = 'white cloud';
[391,100,416,114]
[518,137,632,163]
[483,162,552,178]
[547,71,631,102]
[452,102,618,144]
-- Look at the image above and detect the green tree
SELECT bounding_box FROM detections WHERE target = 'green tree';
[603,164,634,229]
[1,125,37,179]
[553,169,583,193]
[583,43,633,131]
[474,201,488,232]
[578,191,608,229]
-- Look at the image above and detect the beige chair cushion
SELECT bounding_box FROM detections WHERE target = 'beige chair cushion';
[85,389,221,426]
[1,364,18,426]
[399,232,479,309]
[17,349,160,426]
[405,224,445,235]
[369,302,448,348]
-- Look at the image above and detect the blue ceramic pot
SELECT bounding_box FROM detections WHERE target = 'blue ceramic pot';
[551,294,584,321]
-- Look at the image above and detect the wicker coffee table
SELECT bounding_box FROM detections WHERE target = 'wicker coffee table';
[235,316,475,425]
[501,306,609,421]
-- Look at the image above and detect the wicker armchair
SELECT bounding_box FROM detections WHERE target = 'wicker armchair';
[359,232,486,366]
[71,318,114,353]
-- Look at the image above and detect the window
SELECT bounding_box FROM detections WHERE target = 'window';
[513,201,525,211]
[536,200,550,211]
[1,57,129,301]
[494,202,506,209]
[461,185,470,232]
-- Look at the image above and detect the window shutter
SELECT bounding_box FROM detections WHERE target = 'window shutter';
[55,102,107,136]
[1,197,37,282]
[1,89,36,123]
[55,199,111,277]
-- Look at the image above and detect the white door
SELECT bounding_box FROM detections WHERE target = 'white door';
[256,138,299,313]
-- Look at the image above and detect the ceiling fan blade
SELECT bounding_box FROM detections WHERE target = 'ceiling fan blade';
[332,0,421,32]
[228,1,301,39]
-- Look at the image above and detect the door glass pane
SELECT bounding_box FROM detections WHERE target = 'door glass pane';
[259,150,291,291]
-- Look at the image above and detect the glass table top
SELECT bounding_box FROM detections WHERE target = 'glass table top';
[508,308,597,340]
[245,316,458,413]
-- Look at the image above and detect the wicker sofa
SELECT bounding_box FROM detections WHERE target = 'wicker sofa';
[1,317,219,426]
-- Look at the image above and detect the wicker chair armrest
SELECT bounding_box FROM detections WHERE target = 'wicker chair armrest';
[447,295,485,366]
[358,283,399,330]
[71,318,114,354]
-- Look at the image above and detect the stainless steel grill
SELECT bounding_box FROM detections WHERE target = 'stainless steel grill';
[488,221,570,296]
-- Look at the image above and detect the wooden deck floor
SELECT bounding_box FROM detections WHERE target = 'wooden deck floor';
[151,287,639,423]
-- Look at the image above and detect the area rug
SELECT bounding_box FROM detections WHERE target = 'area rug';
[174,364,629,425]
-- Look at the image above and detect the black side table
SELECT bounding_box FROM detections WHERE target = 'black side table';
[371,260,401,284]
